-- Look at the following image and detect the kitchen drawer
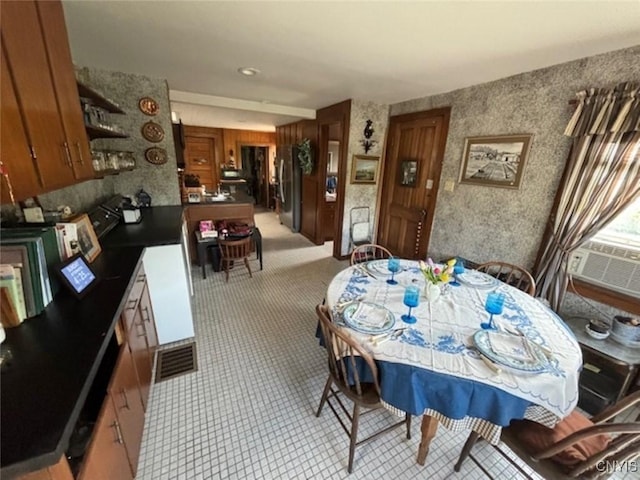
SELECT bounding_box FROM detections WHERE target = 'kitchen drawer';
[121,265,146,332]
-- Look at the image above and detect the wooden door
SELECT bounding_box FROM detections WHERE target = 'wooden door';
[1,44,41,204]
[38,0,94,181]
[1,0,75,191]
[77,396,133,480]
[108,345,145,476]
[126,307,152,411]
[185,136,216,191]
[377,108,450,259]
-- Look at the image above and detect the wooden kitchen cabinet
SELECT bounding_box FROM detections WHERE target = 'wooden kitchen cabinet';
[77,396,133,480]
[127,306,152,411]
[140,284,159,353]
[0,0,93,203]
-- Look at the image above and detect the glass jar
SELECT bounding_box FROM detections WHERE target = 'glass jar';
[91,150,106,172]
[106,151,119,170]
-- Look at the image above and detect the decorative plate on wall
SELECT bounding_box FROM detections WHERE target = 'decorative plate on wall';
[138,97,159,116]
[145,147,168,165]
[141,121,165,143]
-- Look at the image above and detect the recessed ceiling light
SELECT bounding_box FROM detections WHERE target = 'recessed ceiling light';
[237,67,260,76]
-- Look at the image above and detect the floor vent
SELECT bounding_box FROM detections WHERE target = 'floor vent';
[155,343,197,383]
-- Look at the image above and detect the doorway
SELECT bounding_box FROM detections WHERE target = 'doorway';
[377,108,451,259]
[239,144,269,207]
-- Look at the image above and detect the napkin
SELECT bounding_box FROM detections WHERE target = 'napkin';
[488,332,537,363]
[350,303,388,329]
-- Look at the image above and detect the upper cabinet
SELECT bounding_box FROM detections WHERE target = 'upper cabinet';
[0,0,94,204]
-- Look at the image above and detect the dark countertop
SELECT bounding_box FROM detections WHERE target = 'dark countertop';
[0,247,145,478]
[183,198,253,206]
[102,205,184,248]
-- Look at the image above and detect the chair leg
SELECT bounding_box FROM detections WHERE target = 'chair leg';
[224,260,230,282]
[406,413,412,440]
[348,404,360,474]
[244,257,252,278]
[454,431,480,472]
[315,377,332,417]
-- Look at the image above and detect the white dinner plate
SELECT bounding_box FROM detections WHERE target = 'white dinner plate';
[457,270,498,289]
[342,302,396,334]
[473,330,549,375]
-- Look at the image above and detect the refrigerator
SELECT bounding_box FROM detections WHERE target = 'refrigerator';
[277,145,301,232]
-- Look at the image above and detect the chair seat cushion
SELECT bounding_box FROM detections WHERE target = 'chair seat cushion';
[508,411,611,466]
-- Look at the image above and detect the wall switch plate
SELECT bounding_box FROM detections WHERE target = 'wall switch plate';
[444,180,455,192]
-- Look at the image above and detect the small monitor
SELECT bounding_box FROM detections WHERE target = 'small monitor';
[55,253,100,299]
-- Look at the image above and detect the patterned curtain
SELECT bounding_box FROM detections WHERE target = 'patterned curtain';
[536,82,640,311]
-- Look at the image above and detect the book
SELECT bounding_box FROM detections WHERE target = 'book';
[0,245,36,318]
[1,237,51,310]
[0,264,26,322]
[0,287,21,327]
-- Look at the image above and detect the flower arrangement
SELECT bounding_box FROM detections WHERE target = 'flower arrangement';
[297,138,313,175]
[419,258,456,284]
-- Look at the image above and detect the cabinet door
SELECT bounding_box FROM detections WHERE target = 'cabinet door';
[122,267,147,332]
[1,0,76,191]
[127,307,152,411]
[0,44,41,204]
[77,396,133,480]
[108,345,145,476]
[140,284,159,354]
[37,0,94,181]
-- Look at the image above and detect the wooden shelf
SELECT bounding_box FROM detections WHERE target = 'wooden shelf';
[77,81,125,114]
[86,124,129,140]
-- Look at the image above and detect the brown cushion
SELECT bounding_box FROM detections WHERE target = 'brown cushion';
[509,411,611,466]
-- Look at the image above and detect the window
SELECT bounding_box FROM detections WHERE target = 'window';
[592,196,640,249]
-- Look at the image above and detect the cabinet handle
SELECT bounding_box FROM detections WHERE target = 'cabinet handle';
[74,142,85,165]
[120,388,130,410]
[111,420,124,444]
[136,321,147,338]
[136,274,146,283]
[126,299,137,310]
[62,142,73,168]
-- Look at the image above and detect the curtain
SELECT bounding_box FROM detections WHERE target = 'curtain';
[536,82,640,311]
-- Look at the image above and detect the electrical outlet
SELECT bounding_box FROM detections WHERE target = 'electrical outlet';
[444,180,455,192]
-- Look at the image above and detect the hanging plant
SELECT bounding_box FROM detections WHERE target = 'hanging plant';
[297,138,313,175]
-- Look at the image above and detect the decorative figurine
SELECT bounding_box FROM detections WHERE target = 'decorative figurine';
[361,119,377,153]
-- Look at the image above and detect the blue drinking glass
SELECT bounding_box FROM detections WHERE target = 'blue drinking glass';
[451,262,465,287]
[401,285,420,324]
[481,292,505,330]
[387,257,400,285]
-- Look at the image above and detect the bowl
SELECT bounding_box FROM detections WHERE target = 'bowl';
[611,315,640,346]
[585,324,610,340]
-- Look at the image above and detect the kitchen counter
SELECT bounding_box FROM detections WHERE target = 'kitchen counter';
[0,247,145,478]
[102,205,184,248]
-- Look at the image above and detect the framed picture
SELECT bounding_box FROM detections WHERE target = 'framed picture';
[399,160,418,187]
[459,134,533,189]
[350,155,380,184]
[70,213,102,263]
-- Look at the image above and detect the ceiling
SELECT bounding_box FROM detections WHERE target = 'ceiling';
[62,1,640,132]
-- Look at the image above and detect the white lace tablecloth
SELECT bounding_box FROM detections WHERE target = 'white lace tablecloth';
[326,260,582,444]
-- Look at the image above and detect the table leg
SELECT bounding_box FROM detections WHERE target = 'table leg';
[197,242,207,279]
[417,415,438,465]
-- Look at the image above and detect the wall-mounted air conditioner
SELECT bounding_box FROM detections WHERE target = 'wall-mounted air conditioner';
[567,240,640,299]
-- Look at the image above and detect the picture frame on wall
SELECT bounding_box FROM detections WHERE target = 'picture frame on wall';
[459,134,533,189]
[351,155,380,184]
[70,213,102,263]
[399,160,418,187]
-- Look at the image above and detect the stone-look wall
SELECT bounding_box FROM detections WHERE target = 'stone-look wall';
[342,100,389,256]
[390,45,640,270]
[76,67,181,206]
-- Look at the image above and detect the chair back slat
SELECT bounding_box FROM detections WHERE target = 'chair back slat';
[477,261,536,296]
[350,244,393,266]
[219,237,251,259]
[316,305,380,398]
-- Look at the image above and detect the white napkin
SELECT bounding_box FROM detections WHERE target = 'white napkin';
[350,303,388,329]
[488,332,537,363]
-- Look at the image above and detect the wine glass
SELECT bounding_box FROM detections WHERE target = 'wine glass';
[481,292,505,330]
[387,257,400,285]
[451,261,465,287]
[401,285,420,324]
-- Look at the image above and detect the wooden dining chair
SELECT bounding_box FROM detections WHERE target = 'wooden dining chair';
[476,261,536,296]
[453,390,640,479]
[315,304,411,473]
[350,243,393,266]
[218,237,252,282]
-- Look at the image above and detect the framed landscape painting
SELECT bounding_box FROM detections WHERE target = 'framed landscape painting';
[351,155,380,184]
[459,134,533,189]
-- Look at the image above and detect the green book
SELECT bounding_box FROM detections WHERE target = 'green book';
[1,237,50,310]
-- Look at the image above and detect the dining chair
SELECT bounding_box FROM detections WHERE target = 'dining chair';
[218,237,252,282]
[476,261,536,296]
[453,390,640,479]
[315,304,411,473]
[350,244,393,266]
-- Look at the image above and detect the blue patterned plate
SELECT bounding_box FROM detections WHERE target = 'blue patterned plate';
[343,302,396,334]
[457,270,498,289]
[473,330,548,374]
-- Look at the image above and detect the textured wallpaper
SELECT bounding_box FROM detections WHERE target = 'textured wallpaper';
[76,67,181,206]
[341,100,390,256]
[390,45,640,271]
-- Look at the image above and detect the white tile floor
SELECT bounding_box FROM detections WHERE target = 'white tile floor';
[136,210,637,480]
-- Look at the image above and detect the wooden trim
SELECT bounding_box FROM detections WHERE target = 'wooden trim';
[568,279,640,316]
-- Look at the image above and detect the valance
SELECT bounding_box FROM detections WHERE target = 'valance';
[564,82,639,137]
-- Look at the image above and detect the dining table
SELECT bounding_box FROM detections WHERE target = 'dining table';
[324,259,582,465]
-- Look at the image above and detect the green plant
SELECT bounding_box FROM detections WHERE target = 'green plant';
[297,138,313,175]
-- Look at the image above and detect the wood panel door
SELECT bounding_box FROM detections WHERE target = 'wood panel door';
[185,136,216,191]
[377,108,450,259]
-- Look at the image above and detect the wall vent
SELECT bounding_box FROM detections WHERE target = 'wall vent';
[155,342,197,383]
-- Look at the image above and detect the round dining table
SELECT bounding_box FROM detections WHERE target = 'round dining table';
[325,259,582,465]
